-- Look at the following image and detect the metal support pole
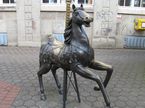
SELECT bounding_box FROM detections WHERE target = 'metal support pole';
[73,72,81,103]
[63,70,68,108]
[65,0,71,28]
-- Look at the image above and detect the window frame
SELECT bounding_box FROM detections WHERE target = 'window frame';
[118,6,145,15]
[0,0,16,11]
[41,0,94,12]
[118,0,145,7]
[41,0,93,5]
[118,0,145,15]
[1,0,16,4]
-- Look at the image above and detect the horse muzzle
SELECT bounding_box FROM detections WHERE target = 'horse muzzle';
[83,18,93,27]
[89,17,93,22]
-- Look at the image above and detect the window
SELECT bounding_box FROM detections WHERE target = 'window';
[3,0,16,3]
[42,0,93,4]
[0,0,16,5]
[77,0,92,4]
[0,0,16,11]
[43,0,57,3]
[118,0,145,7]
[41,0,93,12]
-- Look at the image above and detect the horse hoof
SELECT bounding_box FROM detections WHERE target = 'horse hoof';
[106,106,112,108]
[94,85,100,91]
[40,94,47,101]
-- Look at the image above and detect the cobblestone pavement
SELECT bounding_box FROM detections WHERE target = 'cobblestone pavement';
[0,46,145,108]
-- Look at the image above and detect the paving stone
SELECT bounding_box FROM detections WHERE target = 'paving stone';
[36,101,49,108]
[21,95,32,101]
[137,101,145,107]
[135,106,144,108]
[48,101,58,107]
[0,47,145,108]
[13,99,24,107]
[86,96,97,102]
[24,100,35,107]
[0,81,21,108]
[119,96,128,102]
[16,106,27,108]
[29,106,39,108]
[126,100,137,107]
[115,101,126,107]
[31,95,41,102]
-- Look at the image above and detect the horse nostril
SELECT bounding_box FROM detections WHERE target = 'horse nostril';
[86,17,88,19]
[89,18,93,22]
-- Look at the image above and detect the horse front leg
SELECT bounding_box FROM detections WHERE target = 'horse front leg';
[71,64,111,107]
[51,66,62,95]
[37,64,52,100]
[89,60,113,91]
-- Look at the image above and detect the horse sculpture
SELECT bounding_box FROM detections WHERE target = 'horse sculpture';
[37,4,113,108]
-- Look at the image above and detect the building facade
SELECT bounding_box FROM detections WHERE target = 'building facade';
[0,0,145,48]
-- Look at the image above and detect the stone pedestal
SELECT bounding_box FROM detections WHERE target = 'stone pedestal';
[17,0,41,47]
[93,0,118,48]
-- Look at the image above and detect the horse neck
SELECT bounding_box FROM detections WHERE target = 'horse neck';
[71,23,90,47]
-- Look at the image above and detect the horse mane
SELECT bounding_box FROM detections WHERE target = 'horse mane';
[64,18,72,44]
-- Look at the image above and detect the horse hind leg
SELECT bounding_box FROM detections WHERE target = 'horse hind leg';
[89,60,113,91]
[37,63,52,100]
[51,66,62,95]
[71,64,111,107]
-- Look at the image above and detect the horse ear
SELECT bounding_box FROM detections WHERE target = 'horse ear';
[72,4,76,11]
[80,4,83,8]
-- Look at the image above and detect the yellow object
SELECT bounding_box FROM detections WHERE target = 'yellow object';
[134,18,145,30]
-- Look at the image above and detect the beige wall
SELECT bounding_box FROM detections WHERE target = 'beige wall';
[40,11,93,44]
[117,14,145,36]
[40,12,65,44]
[0,9,93,46]
[92,0,118,48]
[1,3,145,48]
[0,11,17,46]
[16,0,41,47]
[116,14,145,48]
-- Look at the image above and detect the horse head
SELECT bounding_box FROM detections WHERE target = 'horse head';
[64,4,93,44]
[72,4,93,27]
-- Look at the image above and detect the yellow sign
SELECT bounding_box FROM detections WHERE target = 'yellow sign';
[134,18,145,30]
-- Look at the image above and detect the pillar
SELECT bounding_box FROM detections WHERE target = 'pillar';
[93,0,118,48]
[17,0,41,47]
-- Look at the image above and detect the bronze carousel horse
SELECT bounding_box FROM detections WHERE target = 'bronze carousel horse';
[37,4,113,108]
